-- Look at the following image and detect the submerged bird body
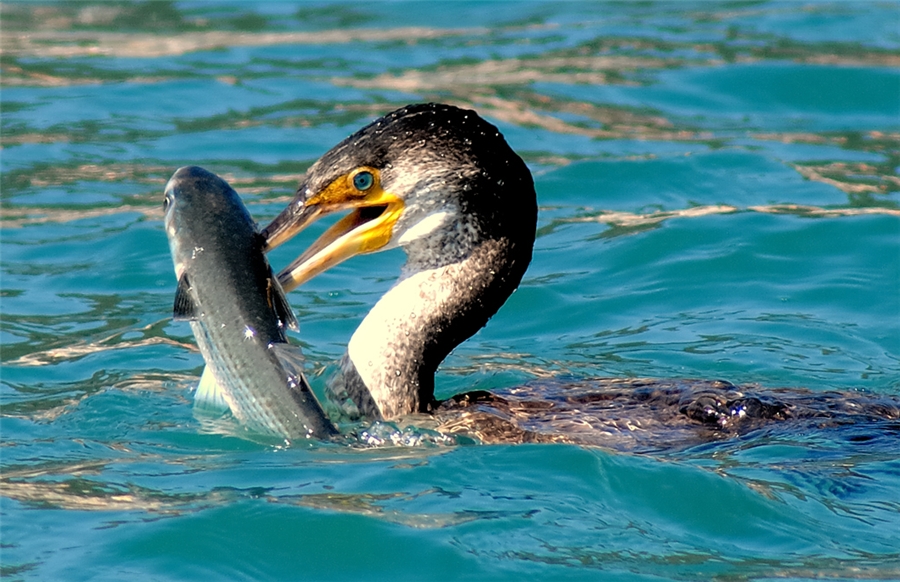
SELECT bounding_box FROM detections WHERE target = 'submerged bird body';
[434,378,900,450]
[264,103,536,420]
[164,166,336,440]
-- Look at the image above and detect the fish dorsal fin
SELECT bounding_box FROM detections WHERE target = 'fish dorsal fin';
[193,365,230,412]
[173,273,199,320]
[269,272,299,332]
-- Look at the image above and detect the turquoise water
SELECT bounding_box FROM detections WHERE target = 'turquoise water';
[2,2,899,580]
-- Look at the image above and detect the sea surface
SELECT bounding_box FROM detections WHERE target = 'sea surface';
[2,2,899,580]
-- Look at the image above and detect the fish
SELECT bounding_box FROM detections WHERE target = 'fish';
[163,165,337,441]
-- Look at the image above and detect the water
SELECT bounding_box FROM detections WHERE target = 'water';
[2,2,899,580]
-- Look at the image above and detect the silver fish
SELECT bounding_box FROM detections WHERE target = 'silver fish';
[164,166,337,441]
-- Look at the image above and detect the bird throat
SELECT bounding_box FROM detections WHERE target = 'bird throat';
[337,239,512,420]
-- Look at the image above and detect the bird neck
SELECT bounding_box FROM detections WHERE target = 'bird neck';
[335,237,527,420]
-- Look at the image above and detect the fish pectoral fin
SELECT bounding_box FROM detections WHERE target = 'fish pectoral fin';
[173,273,199,320]
[271,342,339,438]
[193,365,230,412]
[269,273,299,332]
[270,342,310,391]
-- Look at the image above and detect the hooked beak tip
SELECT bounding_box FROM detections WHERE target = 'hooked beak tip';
[262,204,319,252]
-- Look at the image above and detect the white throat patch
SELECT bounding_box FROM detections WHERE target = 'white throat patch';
[346,264,453,414]
[397,210,451,246]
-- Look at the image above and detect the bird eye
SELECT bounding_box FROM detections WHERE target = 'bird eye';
[353,170,374,191]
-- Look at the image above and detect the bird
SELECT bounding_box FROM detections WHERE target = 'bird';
[262,103,537,422]
[260,102,900,448]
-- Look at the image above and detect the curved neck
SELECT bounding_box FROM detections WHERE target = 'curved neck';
[335,237,528,420]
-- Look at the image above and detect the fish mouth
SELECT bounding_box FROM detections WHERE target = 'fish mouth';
[262,168,404,292]
[162,168,187,228]
[163,166,211,280]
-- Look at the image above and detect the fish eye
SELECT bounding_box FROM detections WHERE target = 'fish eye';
[352,170,375,192]
[163,190,174,211]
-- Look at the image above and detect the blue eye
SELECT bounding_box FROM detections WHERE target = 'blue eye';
[353,171,374,191]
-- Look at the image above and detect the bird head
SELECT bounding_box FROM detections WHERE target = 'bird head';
[262,103,536,291]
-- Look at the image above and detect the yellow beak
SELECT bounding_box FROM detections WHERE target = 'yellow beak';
[262,168,404,292]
